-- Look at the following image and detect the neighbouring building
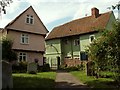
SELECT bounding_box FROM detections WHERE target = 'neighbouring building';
[0,6,48,66]
[45,7,116,69]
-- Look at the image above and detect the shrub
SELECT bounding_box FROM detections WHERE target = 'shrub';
[37,63,50,72]
[28,71,37,74]
[2,38,17,62]
[87,21,120,82]
[66,66,79,72]
[78,62,86,71]
[42,63,50,72]
[12,61,27,73]
[59,65,80,72]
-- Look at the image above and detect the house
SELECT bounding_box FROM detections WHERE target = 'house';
[45,7,116,69]
[1,6,48,66]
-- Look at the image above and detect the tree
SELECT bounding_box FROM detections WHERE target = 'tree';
[0,0,13,14]
[2,37,17,62]
[87,21,120,84]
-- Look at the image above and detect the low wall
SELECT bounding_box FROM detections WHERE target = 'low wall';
[63,58,87,67]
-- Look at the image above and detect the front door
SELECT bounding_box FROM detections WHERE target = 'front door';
[57,56,60,70]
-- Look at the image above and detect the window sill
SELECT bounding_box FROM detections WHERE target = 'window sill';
[20,43,29,45]
[25,23,34,25]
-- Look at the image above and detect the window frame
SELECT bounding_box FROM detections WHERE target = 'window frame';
[89,35,95,43]
[25,15,34,24]
[21,34,29,44]
[65,39,69,44]
[18,52,27,62]
[74,39,80,46]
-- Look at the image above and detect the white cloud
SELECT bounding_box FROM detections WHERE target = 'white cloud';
[73,0,118,20]
[0,16,11,27]
[23,2,79,25]
[0,0,119,29]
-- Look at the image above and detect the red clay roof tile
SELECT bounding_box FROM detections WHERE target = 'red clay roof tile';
[46,11,112,40]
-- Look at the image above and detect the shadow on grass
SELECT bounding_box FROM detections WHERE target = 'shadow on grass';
[55,81,89,89]
[13,76,55,89]
[85,80,119,90]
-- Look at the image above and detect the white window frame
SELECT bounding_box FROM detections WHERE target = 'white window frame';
[18,52,27,62]
[25,15,34,24]
[21,34,29,44]
[74,39,80,46]
[89,35,95,43]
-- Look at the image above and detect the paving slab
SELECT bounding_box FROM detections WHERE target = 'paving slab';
[55,71,89,88]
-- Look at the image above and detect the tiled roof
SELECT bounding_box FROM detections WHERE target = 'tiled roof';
[46,11,112,40]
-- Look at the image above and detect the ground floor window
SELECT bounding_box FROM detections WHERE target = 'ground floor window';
[18,52,27,62]
[73,55,80,59]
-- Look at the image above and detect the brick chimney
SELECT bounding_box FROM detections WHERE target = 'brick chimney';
[91,7,100,18]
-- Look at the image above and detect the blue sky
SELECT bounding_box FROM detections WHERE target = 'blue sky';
[0,0,119,32]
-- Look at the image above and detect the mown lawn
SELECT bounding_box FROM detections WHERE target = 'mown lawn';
[70,71,119,89]
[12,72,56,89]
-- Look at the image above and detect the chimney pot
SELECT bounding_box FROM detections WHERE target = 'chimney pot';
[91,7,99,18]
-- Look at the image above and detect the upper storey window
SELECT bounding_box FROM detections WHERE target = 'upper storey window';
[21,34,29,44]
[26,15,34,24]
[89,35,95,43]
[74,39,80,46]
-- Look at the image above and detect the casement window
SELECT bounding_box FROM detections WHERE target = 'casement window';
[19,52,27,62]
[26,15,34,24]
[65,39,69,44]
[74,39,80,46]
[21,34,29,44]
[89,35,95,43]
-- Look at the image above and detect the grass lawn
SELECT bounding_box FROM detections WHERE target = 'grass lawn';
[12,72,56,88]
[70,71,119,89]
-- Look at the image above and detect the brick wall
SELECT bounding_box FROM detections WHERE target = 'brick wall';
[63,58,84,67]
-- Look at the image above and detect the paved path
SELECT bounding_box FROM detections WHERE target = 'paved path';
[55,71,88,88]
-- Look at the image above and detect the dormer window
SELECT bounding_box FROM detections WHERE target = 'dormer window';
[65,39,69,44]
[89,35,95,43]
[74,39,80,46]
[26,15,34,24]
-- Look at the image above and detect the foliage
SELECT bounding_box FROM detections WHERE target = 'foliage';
[78,61,86,71]
[28,71,37,74]
[65,66,79,72]
[59,65,81,72]
[38,63,50,72]
[0,0,13,14]
[12,61,27,73]
[12,72,56,88]
[86,21,120,84]
[2,38,17,62]
[99,71,115,78]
